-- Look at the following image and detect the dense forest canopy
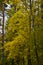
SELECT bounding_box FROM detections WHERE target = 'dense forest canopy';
[0,0,43,65]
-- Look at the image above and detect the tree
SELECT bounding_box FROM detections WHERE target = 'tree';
[0,0,43,65]
[5,10,29,42]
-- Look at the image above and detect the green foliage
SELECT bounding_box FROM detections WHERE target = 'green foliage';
[0,0,43,65]
[5,10,29,42]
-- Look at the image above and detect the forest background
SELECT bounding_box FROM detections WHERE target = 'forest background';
[0,0,43,65]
